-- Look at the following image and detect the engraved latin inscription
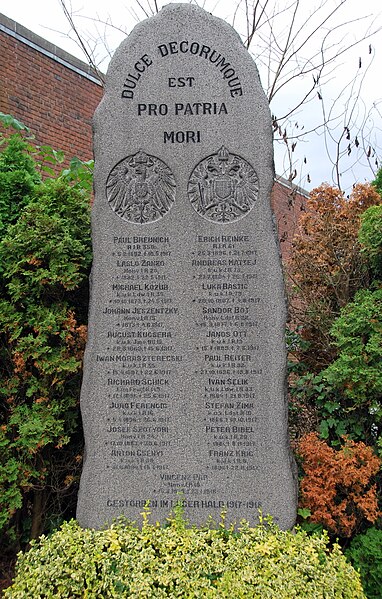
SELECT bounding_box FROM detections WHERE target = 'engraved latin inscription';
[188,146,259,223]
[106,150,176,224]
[77,4,297,530]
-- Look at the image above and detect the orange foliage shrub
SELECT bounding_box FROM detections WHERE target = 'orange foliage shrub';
[298,432,381,537]
[290,183,380,307]
[287,183,381,369]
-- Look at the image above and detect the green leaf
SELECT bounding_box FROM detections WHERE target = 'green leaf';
[0,113,30,131]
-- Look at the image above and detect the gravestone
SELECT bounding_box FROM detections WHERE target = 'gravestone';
[77,3,297,529]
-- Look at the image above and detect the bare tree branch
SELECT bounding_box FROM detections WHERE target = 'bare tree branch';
[58,0,382,191]
[59,0,105,83]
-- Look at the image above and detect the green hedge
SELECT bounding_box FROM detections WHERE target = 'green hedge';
[345,527,382,599]
[5,514,365,598]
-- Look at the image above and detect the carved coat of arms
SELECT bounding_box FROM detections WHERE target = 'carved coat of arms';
[188,146,259,223]
[106,150,176,224]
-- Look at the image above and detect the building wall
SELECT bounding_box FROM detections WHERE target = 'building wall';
[0,13,307,260]
[271,177,307,261]
[0,13,103,163]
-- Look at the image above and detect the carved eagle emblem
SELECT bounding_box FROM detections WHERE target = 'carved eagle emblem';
[188,146,259,223]
[106,150,176,224]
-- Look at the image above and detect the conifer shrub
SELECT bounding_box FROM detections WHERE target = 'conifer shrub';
[345,527,382,599]
[0,133,41,237]
[358,204,382,280]
[321,288,382,445]
[5,513,366,598]
[0,119,92,547]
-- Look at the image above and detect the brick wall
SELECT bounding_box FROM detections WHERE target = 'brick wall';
[271,177,307,261]
[0,13,103,163]
[0,13,307,260]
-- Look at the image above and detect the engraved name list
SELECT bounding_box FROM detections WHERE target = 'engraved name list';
[76,3,297,530]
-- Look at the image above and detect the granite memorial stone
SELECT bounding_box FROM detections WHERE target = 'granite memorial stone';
[77,3,297,529]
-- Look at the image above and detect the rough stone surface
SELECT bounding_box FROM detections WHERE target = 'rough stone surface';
[77,3,297,529]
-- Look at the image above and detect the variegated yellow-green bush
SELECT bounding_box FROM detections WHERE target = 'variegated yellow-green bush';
[5,513,365,598]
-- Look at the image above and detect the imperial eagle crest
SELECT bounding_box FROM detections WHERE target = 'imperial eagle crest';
[188,146,259,223]
[106,150,176,224]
